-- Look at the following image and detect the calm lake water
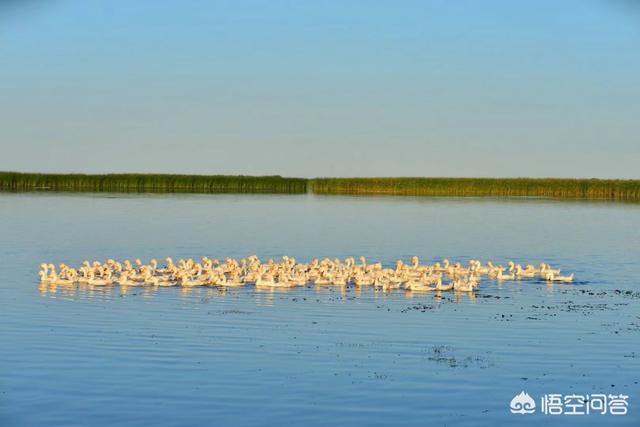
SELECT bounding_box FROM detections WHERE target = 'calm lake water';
[1,193,639,426]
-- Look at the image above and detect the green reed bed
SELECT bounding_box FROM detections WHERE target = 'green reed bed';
[3,173,639,200]
[310,177,640,200]
[0,172,308,194]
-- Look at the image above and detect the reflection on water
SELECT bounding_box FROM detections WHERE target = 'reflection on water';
[37,282,483,305]
[2,193,640,427]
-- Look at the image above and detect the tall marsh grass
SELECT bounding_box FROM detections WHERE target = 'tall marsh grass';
[310,177,640,200]
[0,172,308,194]
[2,173,639,200]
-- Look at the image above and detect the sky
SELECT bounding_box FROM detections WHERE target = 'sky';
[1,0,639,178]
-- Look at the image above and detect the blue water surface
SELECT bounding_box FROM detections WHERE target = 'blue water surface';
[1,193,638,426]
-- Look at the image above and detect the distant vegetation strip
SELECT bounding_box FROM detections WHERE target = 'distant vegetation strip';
[2,173,639,200]
[0,172,308,194]
[310,178,640,200]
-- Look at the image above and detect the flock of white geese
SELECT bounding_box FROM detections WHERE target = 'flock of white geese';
[38,256,574,292]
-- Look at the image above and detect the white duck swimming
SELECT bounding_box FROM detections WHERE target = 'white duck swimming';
[544,271,574,283]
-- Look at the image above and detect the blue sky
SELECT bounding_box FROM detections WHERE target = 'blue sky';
[1,0,639,178]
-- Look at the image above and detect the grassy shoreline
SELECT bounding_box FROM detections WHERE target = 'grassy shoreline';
[1,172,639,200]
[310,177,640,200]
[0,172,308,194]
